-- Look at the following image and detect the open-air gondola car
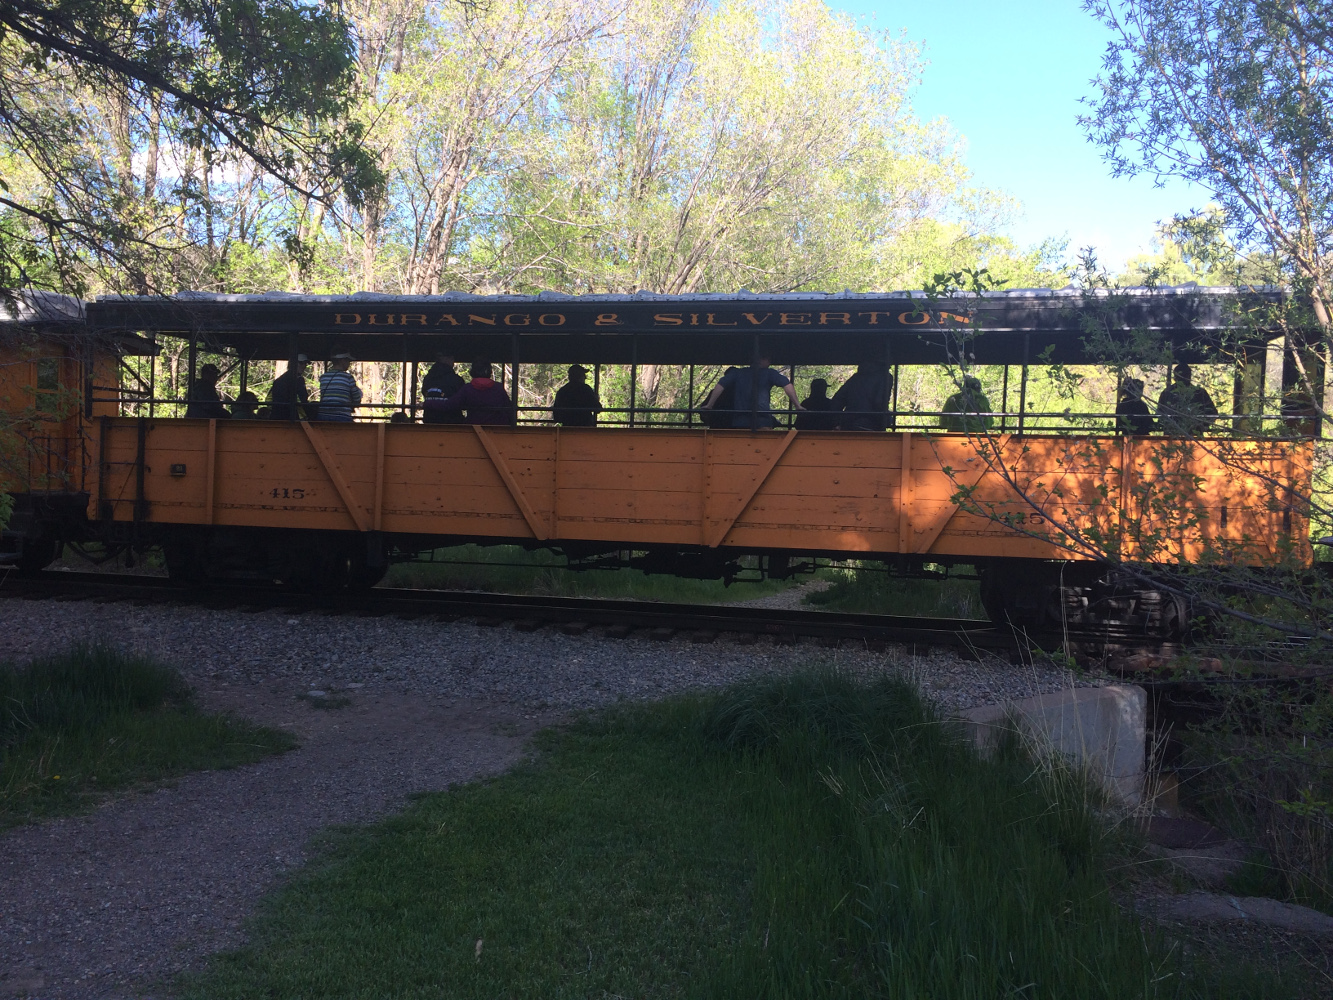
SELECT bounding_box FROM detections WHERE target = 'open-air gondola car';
[1,287,1318,635]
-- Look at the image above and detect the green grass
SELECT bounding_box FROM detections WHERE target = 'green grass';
[183,672,1281,999]
[382,543,794,603]
[1,642,296,826]
[804,562,985,617]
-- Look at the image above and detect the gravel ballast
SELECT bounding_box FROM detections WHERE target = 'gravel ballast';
[0,594,1101,999]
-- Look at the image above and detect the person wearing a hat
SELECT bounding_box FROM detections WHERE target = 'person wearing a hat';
[267,354,312,420]
[318,351,363,422]
[424,358,513,425]
[186,362,231,419]
[551,364,603,427]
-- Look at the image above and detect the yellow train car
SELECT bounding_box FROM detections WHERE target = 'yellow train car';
[1,287,1317,634]
[0,292,135,570]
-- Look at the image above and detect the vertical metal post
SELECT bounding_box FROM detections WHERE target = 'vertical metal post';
[409,360,418,421]
[510,331,520,426]
[1000,364,1009,431]
[788,364,796,428]
[240,358,249,397]
[629,335,638,428]
[891,364,900,429]
[750,334,760,430]
[186,338,197,417]
[687,364,695,426]
[1018,334,1030,436]
[148,336,157,418]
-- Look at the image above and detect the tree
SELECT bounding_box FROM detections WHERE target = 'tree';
[0,0,380,293]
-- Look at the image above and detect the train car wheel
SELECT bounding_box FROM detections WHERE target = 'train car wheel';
[15,537,58,576]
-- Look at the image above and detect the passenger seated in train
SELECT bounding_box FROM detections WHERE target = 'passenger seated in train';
[267,354,312,420]
[318,351,363,422]
[699,366,740,428]
[830,363,891,430]
[941,375,994,433]
[702,355,802,428]
[795,378,839,430]
[389,411,412,423]
[1157,364,1218,435]
[231,390,260,419]
[1115,378,1154,435]
[425,358,514,425]
[185,363,231,419]
[551,364,603,426]
[421,352,465,424]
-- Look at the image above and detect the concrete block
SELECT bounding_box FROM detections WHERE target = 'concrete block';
[958,685,1146,805]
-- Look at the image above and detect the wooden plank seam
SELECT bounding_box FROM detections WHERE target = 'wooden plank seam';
[705,429,798,548]
[472,425,550,540]
[300,421,371,532]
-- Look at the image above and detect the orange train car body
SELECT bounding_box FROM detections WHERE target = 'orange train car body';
[91,418,1313,567]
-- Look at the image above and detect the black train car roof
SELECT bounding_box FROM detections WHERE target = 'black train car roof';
[84,286,1288,366]
[1,290,155,355]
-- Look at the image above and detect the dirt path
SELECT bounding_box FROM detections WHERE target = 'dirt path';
[0,683,538,1000]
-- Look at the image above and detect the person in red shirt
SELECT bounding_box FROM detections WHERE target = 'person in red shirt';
[425,359,513,425]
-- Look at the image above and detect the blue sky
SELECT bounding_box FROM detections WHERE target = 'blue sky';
[829,0,1212,274]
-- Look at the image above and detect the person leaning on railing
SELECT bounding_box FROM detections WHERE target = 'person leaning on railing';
[941,376,993,433]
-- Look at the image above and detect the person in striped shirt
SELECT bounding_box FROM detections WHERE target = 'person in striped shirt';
[318,352,363,421]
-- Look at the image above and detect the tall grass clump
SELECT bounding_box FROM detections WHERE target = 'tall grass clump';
[1,643,294,825]
[701,672,1187,998]
[186,670,1283,999]
[0,641,189,742]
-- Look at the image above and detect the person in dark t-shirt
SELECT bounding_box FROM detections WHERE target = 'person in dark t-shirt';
[703,357,803,428]
[421,353,466,424]
[831,364,892,431]
[552,365,603,426]
[1157,364,1217,435]
[267,355,312,420]
[186,363,231,419]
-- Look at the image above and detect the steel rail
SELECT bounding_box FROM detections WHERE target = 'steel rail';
[0,570,1056,653]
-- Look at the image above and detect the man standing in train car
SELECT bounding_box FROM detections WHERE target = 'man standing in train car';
[186,363,231,419]
[318,351,363,422]
[830,363,891,431]
[268,354,312,420]
[941,375,994,433]
[551,364,603,426]
[1157,364,1217,436]
[426,359,513,425]
[421,352,466,424]
[703,355,802,429]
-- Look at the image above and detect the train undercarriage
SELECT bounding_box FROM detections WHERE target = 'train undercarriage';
[4,494,1193,639]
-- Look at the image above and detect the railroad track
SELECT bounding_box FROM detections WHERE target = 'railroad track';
[1,569,1041,654]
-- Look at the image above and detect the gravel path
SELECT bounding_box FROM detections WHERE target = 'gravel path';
[0,595,1101,999]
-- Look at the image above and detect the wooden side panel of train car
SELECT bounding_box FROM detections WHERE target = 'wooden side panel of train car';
[1,340,117,494]
[91,419,1313,565]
